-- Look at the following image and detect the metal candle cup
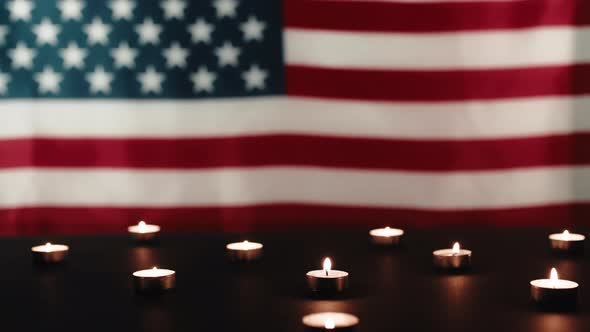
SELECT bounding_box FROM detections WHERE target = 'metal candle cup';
[530,268,578,309]
[369,227,404,246]
[226,241,263,262]
[433,242,471,270]
[306,258,349,293]
[128,221,160,242]
[549,230,585,253]
[302,312,359,331]
[31,243,69,264]
[133,267,176,293]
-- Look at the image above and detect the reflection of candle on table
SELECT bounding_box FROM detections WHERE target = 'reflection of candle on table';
[31,242,69,264]
[133,267,176,293]
[549,230,585,253]
[306,258,349,293]
[369,227,404,246]
[530,268,578,309]
[226,240,263,261]
[302,312,359,331]
[128,220,160,242]
[433,242,471,270]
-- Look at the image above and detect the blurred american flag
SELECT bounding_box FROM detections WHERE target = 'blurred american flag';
[1,0,589,234]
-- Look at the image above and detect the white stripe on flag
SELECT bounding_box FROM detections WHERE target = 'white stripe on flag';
[285,27,590,69]
[0,97,589,139]
[1,166,589,208]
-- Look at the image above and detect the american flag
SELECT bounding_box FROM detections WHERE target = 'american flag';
[0,0,589,235]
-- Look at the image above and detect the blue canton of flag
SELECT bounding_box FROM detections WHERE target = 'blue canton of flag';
[0,0,284,98]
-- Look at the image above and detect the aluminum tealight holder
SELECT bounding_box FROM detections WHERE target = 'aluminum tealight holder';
[31,243,69,264]
[306,258,349,294]
[226,241,263,262]
[302,312,359,331]
[530,268,578,310]
[433,242,471,270]
[369,227,404,247]
[549,230,585,254]
[133,267,176,294]
[128,221,160,242]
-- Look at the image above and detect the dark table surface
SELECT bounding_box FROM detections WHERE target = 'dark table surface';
[3,228,590,331]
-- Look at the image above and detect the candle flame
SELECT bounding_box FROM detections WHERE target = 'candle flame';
[152,266,158,270]
[323,257,332,275]
[452,242,460,254]
[324,319,336,329]
[550,267,558,289]
[138,220,147,232]
[45,242,51,247]
[563,230,570,240]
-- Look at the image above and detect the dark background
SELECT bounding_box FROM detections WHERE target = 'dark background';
[3,228,590,331]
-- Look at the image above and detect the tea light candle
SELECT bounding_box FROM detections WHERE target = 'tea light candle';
[226,240,263,261]
[549,230,585,253]
[306,257,349,293]
[31,242,69,264]
[128,220,160,242]
[302,312,359,331]
[133,267,176,293]
[369,227,404,246]
[433,242,471,270]
[530,268,578,308]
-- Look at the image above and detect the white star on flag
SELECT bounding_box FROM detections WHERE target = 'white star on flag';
[35,67,63,94]
[242,64,267,91]
[58,0,84,21]
[163,42,189,68]
[7,0,34,21]
[213,0,238,18]
[137,66,165,94]
[161,0,186,20]
[109,0,135,20]
[84,17,111,45]
[191,67,216,93]
[136,18,162,45]
[240,16,266,42]
[86,66,114,94]
[8,42,36,69]
[111,42,138,69]
[60,42,87,69]
[33,18,61,45]
[215,41,240,67]
[188,18,214,44]
[0,72,10,95]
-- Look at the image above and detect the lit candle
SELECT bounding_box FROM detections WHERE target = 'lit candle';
[226,240,263,262]
[433,242,471,270]
[128,220,160,242]
[302,312,359,331]
[133,266,176,293]
[306,257,349,293]
[530,267,578,309]
[549,230,585,253]
[31,242,69,264]
[369,227,404,246]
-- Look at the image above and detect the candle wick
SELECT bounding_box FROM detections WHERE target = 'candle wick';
[325,269,328,276]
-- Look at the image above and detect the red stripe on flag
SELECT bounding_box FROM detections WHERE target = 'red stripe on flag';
[2,134,590,171]
[1,203,589,235]
[286,64,590,101]
[284,0,589,32]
